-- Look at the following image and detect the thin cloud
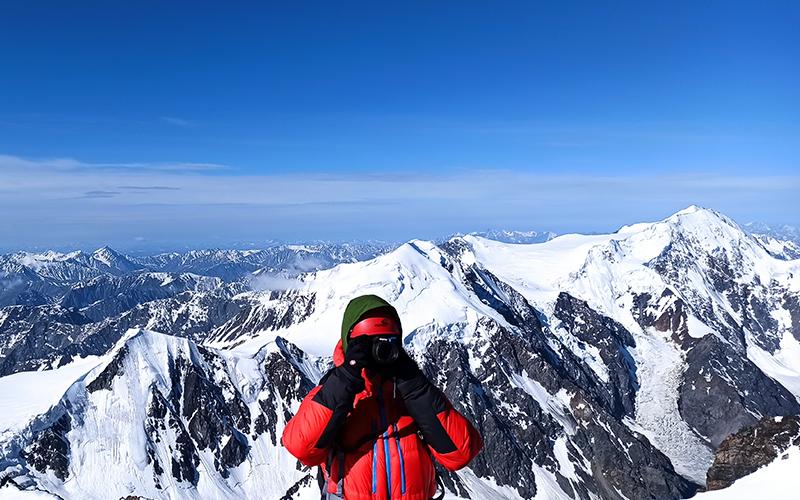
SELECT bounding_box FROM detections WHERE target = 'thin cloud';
[82,190,121,198]
[160,116,197,127]
[118,185,181,191]
[0,154,229,173]
[0,152,797,249]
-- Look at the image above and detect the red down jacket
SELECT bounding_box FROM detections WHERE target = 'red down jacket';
[281,298,483,500]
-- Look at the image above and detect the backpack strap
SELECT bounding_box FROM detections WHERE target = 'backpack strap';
[419,430,447,500]
[322,447,344,500]
[336,450,346,496]
[430,473,446,500]
[322,448,347,500]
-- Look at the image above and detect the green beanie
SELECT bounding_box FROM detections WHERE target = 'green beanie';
[340,294,402,353]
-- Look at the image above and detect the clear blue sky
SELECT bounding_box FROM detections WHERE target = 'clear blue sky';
[0,1,798,251]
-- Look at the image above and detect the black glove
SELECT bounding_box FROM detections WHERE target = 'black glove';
[343,336,372,381]
[391,348,422,381]
[392,349,458,454]
[372,345,421,380]
[310,337,370,449]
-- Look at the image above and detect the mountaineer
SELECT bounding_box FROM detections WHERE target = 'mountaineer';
[282,294,483,499]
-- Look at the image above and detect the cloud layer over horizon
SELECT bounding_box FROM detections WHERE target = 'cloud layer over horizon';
[1,153,797,252]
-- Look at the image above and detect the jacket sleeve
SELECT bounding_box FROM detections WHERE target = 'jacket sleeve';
[396,373,483,471]
[281,366,364,466]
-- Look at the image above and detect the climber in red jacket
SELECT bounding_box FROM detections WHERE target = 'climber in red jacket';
[282,294,483,500]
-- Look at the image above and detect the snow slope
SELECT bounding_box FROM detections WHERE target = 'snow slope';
[210,239,510,358]
[696,446,800,499]
[0,356,101,440]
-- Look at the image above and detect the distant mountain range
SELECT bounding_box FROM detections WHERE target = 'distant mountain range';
[743,222,800,260]
[1,207,799,499]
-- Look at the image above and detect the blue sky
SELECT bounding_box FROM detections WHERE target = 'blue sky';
[0,1,798,251]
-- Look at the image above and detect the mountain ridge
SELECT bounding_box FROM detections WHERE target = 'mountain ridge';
[1,206,799,499]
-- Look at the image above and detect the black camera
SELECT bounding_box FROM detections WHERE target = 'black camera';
[371,336,400,364]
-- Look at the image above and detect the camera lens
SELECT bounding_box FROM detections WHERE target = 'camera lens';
[371,337,399,364]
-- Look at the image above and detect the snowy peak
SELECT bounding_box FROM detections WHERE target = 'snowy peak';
[89,246,142,274]
[661,206,752,249]
[0,246,142,284]
[5,327,319,498]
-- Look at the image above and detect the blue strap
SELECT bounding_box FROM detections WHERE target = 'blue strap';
[376,384,392,498]
[372,421,378,494]
[383,430,392,496]
[393,423,406,495]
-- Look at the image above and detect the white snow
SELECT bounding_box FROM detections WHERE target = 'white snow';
[507,370,577,435]
[747,334,800,401]
[213,239,512,358]
[0,356,101,440]
[629,331,714,484]
[13,251,82,270]
[694,446,800,499]
[0,489,57,499]
[6,329,314,500]
[553,435,578,481]
[462,232,621,307]
[453,469,527,500]
[687,314,715,339]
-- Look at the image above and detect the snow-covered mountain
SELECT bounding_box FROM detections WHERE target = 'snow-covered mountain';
[130,242,398,280]
[1,206,799,499]
[744,222,800,260]
[0,242,396,308]
[447,229,558,245]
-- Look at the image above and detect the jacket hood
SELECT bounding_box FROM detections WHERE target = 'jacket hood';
[340,294,402,353]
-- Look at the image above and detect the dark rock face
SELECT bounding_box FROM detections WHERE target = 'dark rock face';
[145,388,200,487]
[632,290,696,349]
[706,415,800,490]
[253,338,317,446]
[86,345,129,392]
[207,290,316,344]
[553,292,638,419]
[20,413,72,481]
[679,335,800,448]
[0,304,92,375]
[0,289,243,376]
[59,273,223,322]
[785,294,800,343]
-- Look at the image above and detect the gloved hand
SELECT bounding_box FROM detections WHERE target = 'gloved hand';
[391,348,457,455]
[392,348,422,381]
[374,345,422,381]
[311,336,370,449]
[342,336,371,382]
